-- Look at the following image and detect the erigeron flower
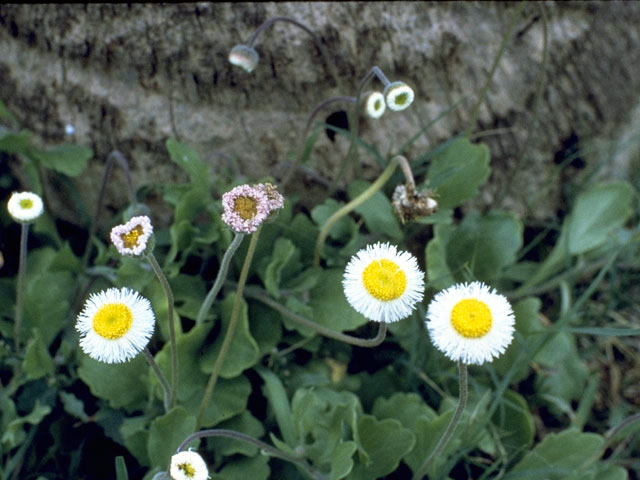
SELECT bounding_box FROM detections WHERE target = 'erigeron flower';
[229,44,260,73]
[256,182,284,213]
[426,282,515,365]
[76,287,155,364]
[343,242,424,323]
[7,191,44,223]
[221,184,271,234]
[170,450,209,480]
[110,215,153,256]
[362,91,386,119]
[384,81,415,112]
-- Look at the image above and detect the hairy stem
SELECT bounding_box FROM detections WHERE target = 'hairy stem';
[142,347,171,412]
[196,227,262,429]
[14,223,29,350]
[196,232,245,325]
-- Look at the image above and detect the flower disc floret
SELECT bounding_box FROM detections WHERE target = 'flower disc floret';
[221,184,270,234]
[343,242,424,323]
[363,91,386,119]
[7,191,44,223]
[229,44,260,73]
[110,216,153,256]
[384,81,415,112]
[426,282,515,365]
[170,450,209,480]
[76,287,155,364]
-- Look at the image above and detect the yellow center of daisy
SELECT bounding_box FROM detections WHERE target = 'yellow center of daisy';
[234,196,258,220]
[450,298,492,338]
[394,92,408,106]
[374,99,382,111]
[120,225,144,249]
[93,303,133,340]
[19,198,34,209]
[362,259,407,301]
[177,462,196,478]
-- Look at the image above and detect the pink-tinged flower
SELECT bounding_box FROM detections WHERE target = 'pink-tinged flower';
[256,182,284,213]
[110,216,154,256]
[221,184,271,234]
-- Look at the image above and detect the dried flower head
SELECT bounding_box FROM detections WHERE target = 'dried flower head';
[362,91,386,119]
[392,184,438,224]
[76,287,155,364]
[110,216,154,256]
[426,282,515,365]
[256,182,285,213]
[7,191,44,223]
[221,184,271,234]
[384,81,415,112]
[229,44,260,73]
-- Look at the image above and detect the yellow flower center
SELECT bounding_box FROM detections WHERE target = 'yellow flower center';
[177,462,196,478]
[19,198,34,209]
[93,303,133,340]
[234,196,258,220]
[394,92,408,106]
[362,259,407,301]
[374,99,382,111]
[121,225,144,249]
[451,298,492,339]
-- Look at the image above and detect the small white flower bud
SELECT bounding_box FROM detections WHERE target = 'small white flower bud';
[229,44,260,73]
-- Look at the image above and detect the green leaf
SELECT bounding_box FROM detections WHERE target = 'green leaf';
[166,138,209,192]
[147,406,197,469]
[200,293,260,378]
[258,237,301,298]
[115,456,129,480]
[491,390,535,458]
[211,455,270,480]
[445,211,523,283]
[508,430,604,479]
[311,199,357,241]
[29,144,93,177]
[372,392,437,426]
[59,391,90,423]
[0,129,32,154]
[185,375,252,428]
[329,440,357,480]
[348,180,403,240]
[170,274,206,321]
[206,411,265,457]
[120,416,151,466]
[78,355,149,410]
[351,415,415,479]
[425,223,457,290]
[427,138,490,208]
[22,329,55,380]
[1,401,51,449]
[567,181,634,255]
[256,366,298,447]
[248,302,283,356]
[308,269,369,333]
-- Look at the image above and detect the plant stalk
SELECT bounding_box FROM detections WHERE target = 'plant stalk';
[142,347,171,412]
[14,223,29,350]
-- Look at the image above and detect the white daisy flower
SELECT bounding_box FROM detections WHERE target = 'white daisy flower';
[384,81,415,112]
[76,287,155,364]
[229,44,260,73]
[170,450,209,480]
[221,184,271,234]
[426,282,515,365]
[110,215,153,256]
[362,91,386,119]
[7,191,44,223]
[343,242,424,323]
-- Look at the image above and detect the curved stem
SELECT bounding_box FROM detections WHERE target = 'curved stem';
[14,223,29,351]
[281,96,357,191]
[246,16,340,90]
[177,429,325,480]
[244,286,387,347]
[464,3,525,138]
[313,156,400,266]
[196,232,245,325]
[146,252,178,410]
[143,347,171,412]
[82,150,137,269]
[196,227,262,429]
[412,361,468,480]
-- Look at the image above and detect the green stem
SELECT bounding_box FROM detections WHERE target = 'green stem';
[142,347,171,412]
[412,361,468,480]
[146,252,178,410]
[464,3,525,138]
[196,227,262,429]
[196,232,245,325]
[313,156,400,266]
[244,286,387,347]
[14,223,29,351]
[177,429,325,480]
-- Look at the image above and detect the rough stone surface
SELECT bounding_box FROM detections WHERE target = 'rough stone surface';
[1,2,639,224]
